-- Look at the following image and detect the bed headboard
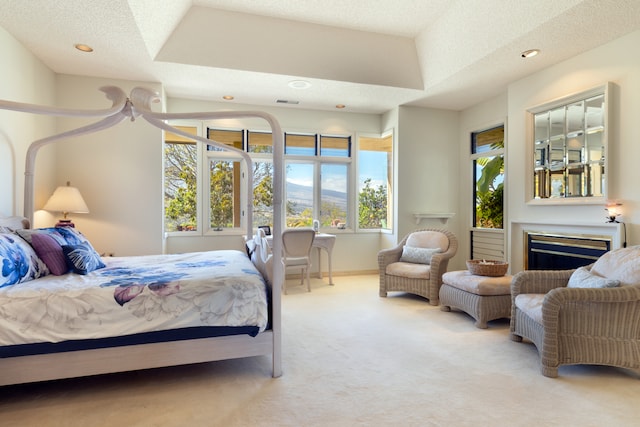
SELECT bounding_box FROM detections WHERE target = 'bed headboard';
[0,216,30,230]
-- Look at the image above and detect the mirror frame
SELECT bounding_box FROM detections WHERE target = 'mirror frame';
[526,82,611,205]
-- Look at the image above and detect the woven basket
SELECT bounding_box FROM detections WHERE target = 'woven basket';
[466,260,509,277]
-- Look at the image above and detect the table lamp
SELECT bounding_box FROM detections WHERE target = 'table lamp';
[43,181,89,227]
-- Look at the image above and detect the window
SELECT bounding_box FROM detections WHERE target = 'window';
[208,159,240,230]
[207,129,243,231]
[164,125,198,232]
[357,133,393,230]
[248,131,275,227]
[286,161,314,226]
[252,160,274,227]
[472,126,504,229]
[164,123,393,235]
[320,163,348,227]
[285,133,350,229]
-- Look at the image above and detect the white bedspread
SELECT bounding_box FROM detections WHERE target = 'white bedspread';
[0,250,268,346]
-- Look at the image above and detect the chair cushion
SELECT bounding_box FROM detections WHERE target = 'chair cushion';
[567,266,620,288]
[386,262,431,279]
[515,293,545,324]
[406,231,449,252]
[590,246,640,286]
[399,246,440,264]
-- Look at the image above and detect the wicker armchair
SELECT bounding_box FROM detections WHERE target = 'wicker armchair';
[510,247,640,378]
[378,228,458,305]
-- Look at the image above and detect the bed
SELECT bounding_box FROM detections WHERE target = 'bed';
[0,87,284,385]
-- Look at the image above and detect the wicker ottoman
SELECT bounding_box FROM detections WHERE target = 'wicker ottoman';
[440,270,513,329]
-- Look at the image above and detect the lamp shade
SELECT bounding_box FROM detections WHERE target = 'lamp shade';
[43,182,89,216]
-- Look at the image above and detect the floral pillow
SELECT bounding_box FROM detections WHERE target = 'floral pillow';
[399,246,441,264]
[0,232,49,288]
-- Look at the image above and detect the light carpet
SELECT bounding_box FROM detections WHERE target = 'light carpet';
[1,274,638,427]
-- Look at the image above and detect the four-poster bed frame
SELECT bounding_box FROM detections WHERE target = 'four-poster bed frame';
[0,87,284,384]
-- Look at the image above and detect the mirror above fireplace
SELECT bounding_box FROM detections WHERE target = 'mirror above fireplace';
[527,83,611,205]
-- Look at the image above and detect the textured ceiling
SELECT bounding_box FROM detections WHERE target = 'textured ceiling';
[1,0,640,113]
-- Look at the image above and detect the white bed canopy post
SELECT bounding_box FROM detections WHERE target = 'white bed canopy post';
[129,88,284,377]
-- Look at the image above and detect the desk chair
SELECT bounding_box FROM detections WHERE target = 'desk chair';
[281,228,315,294]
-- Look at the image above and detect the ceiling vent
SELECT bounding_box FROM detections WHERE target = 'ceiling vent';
[276,99,299,105]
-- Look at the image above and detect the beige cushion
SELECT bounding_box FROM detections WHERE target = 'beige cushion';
[590,246,640,286]
[515,294,545,324]
[406,231,449,252]
[386,262,431,279]
[442,270,512,295]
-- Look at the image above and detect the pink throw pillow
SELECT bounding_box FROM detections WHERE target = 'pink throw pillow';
[31,232,69,275]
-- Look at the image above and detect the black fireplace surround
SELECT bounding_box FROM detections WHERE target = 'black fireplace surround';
[525,232,611,270]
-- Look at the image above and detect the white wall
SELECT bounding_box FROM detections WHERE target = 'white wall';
[397,106,463,269]
[506,30,640,272]
[0,26,56,219]
[51,76,164,256]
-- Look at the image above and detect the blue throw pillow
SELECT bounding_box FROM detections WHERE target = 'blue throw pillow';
[62,242,105,275]
[0,232,49,287]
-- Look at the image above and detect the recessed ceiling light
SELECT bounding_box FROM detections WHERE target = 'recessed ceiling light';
[288,80,311,89]
[335,104,346,109]
[74,44,93,53]
[521,49,540,58]
[222,95,234,100]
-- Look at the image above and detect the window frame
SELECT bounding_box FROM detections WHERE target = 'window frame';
[356,130,394,233]
[284,132,352,230]
[163,120,203,237]
[471,125,505,230]
[164,122,395,237]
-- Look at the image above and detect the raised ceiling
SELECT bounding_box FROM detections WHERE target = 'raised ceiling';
[1,0,640,113]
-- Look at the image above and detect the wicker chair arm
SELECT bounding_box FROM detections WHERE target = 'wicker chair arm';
[377,245,403,269]
[544,284,640,307]
[511,269,574,296]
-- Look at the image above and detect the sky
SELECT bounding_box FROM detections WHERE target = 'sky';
[285,150,388,193]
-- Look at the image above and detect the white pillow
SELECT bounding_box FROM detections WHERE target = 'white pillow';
[399,246,441,264]
[567,266,620,289]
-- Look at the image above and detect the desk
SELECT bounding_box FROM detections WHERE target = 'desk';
[266,233,336,285]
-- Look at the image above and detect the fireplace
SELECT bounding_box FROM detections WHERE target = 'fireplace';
[525,231,611,270]
[510,221,625,272]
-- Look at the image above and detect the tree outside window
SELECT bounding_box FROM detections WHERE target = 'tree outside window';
[164,126,198,232]
[358,134,393,230]
[473,127,504,229]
